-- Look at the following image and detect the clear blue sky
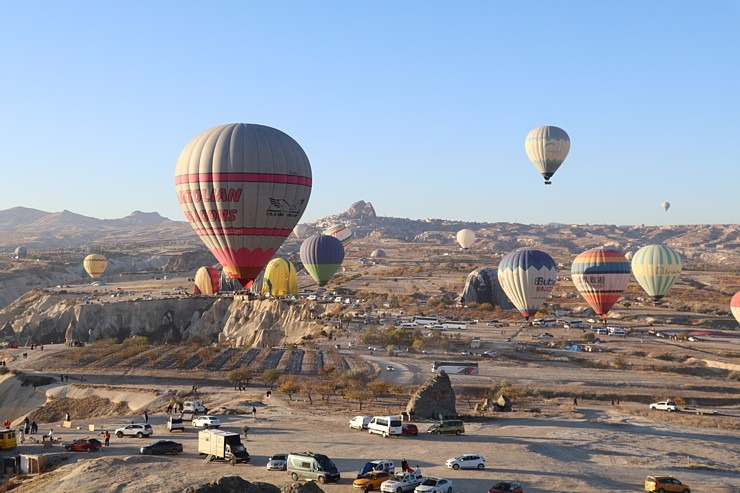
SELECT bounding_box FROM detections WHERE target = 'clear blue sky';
[1,1,738,226]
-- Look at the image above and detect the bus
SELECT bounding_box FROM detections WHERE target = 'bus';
[431,361,479,375]
[412,315,440,326]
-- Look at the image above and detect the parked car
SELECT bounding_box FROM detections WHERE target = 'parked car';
[353,470,392,492]
[414,477,453,493]
[644,475,690,493]
[426,420,465,436]
[386,365,395,371]
[167,416,185,432]
[445,454,486,470]
[115,423,153,438]
[192,415,221,429]
[649,401,680,412]
[349,415,372,430]
[139,440,183,455]
[358,459,395,477]
[65,438,102,452]
[401,423,418,436]
[266,453,288,471]
[488,481,523,493]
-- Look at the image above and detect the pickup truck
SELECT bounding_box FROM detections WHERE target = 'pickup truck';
[649,401,680,412]
[380,468,423,493]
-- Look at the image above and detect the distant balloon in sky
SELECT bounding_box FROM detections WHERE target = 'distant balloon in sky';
[262,258,298,296]
[525,126,570,185]
[194,266,220,295]
[293,224,310,239]
[631,244,682,302]
[83,254,108,278]
[175,123,312,287]
[14,246,27,259]
[300,234,345,286]
[456,229,476,250]
[661,201,670,212]
[731,291,740,325]
[497,249,557,320]
[323,224,353,247]
[571,247,631,320]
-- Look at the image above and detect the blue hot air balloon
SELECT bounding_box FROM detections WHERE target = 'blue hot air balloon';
[299,234,345,286]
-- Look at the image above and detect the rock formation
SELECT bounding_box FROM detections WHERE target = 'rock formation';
[405,371,456,419]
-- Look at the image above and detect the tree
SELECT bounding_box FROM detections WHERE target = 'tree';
[300,379,314,405]
[278,376,300,401]
[261,369,280,389]
[316,381,338,402]
[582,332,595,342]
[368,380,389,402]
[227,366,253,390]
[343,387,372,410]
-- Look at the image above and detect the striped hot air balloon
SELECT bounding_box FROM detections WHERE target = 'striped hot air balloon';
[175,123,312,287]
[497,249,557,320]
[83,254,108,279]
[300,234,345,286]
[571,247,631,320]
[194,266,220,294]
[731,292,740,325]
[631,245,682,302]
[323,224,353,247]
[525,126,570,185]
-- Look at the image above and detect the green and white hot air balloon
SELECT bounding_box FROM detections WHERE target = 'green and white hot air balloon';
[631,245,682,302]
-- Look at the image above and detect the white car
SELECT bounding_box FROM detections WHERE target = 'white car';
[649,401,680,412]
[349,415,372,430]
[266,453,288,471]
[414,477,453,493]
[386,365,395,371]
[445,454,486,470]
[114,423,153,438]
[192,415,221,428]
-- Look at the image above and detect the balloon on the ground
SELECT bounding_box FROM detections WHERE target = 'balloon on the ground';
[300,234,345,286]
[323,224,353,247]
[525,126,570,185]
[194,266,220,294]
[175,123,312,287]
[571,247,631,319]
[661,201,670,212]
[370,249,387,258]
[14,246,27,259]
[293,224,310,239]
[731,291,740,325]
[261,258,298,296]
[631,245,682,301]
[83,254,108,278]
[625,251,634,261]
[497,249,557,319]
[461,267,513,309]
[456,229,475,249]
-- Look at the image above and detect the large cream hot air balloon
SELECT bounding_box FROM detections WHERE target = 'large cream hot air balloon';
[293,224,310,239]
[175,123,312,287]
[83,254,108,278]
[631,245,682,301]
[497,249,557,320]
[525,126,570,185]
[456,229,475,250]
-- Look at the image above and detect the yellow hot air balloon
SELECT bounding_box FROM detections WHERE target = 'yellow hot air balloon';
[261,258,298,296]
[83,254,108,278]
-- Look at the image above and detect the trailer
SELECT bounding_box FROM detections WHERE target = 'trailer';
[198,429,250,465]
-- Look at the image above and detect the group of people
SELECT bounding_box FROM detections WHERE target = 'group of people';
[17,416,39,434]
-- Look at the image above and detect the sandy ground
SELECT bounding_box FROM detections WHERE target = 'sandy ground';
[1,346,739,493]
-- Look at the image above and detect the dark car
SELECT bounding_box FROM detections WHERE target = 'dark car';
[140,440,183,455]
[65,438,102,452]
[402,423,418,436]
[489,481,523,493]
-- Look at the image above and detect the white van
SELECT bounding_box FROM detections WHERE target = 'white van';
[367,416,402,438]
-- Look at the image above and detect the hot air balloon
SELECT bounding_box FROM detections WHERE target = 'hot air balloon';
[261,258,298,296]
[299,234,344,286]
[370,249,387,258]
[14,246,27,259]
[497,249,557,320]
[194,266,220,294]
[571,247,631,322]
[461,267,512,309]
[83,254,108,278]
[631,245,682,302]
[174,123,312,287]
[324,224,353,247]
[731,291,740,325]
[624,251,634,261]
[293,224,310,239]
[525,126,570,185]
[661,201,670,212]
[456,229,475,250]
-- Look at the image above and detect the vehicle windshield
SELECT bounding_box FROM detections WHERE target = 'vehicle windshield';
[315,454,336,471]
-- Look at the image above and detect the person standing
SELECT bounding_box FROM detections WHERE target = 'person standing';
[143,411,148,423]
[252,406,257,418]
[31,421,38,434]
[65,412,70,422]
[103,430,110,446]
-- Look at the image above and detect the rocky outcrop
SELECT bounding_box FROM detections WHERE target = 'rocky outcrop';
[183,477,281,493]
[405,371,456,419]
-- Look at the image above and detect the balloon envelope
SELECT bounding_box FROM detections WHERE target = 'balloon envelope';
[299,234,345,286]
[293,224,310,239]
[571,247,631,319]
[323,224,353,247]
[194,266,220,294]
[461,267,513,309]
[497,249,557,319]
[14,246,27,259]
[175,123,312,287]
[456,229,475,249]
[525,126,570,184]
[661,201,670,212]
[631,245,682,301]
[83,254,108,278]
[262,258,298,296]
[370,249,387,258]
[731,291,740,325]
